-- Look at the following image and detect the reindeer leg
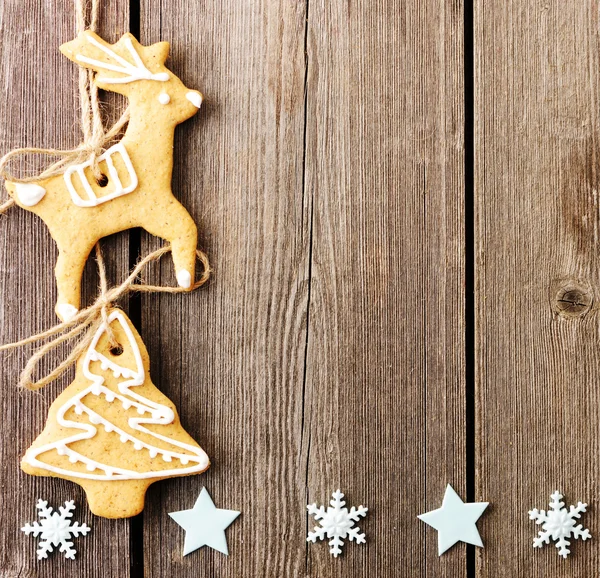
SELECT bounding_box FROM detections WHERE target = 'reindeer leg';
[54,239,95,321]
[142,199,198,289]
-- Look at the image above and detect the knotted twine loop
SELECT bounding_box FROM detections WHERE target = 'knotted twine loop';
[0,0,129,212]
[0,246,211,391]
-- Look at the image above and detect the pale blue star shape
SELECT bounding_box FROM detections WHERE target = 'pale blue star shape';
[417,484,488,555]
[169,488,240,556]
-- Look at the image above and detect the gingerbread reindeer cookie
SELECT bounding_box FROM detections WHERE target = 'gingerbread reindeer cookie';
[5,32,203,321]
[21,308,210,518]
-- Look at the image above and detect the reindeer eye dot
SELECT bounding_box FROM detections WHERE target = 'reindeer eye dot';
[158,93,171,105]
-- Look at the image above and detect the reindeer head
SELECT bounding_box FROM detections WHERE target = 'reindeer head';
[60,31,203,124]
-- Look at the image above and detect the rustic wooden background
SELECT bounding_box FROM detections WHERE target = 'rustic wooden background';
[0,0,598,576]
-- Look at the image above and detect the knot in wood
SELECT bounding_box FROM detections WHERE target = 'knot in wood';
[552,280,593,318]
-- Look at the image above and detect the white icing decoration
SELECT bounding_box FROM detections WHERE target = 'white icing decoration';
[176,270,192,289]
[158,92,170,104]
[56,303,78,322]
[77,35,169,85]
[186,91,203,108]
[25,310,208,481]
[64,142,138,208]
[15,183,46,207]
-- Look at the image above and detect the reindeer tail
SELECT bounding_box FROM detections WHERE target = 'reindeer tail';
[5,181,46,207]
[4,180,15,197]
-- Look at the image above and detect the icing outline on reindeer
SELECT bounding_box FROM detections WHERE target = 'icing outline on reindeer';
[5,31,203,321]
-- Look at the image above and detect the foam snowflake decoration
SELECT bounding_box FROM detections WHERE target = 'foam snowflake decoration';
[21,499,91,560]
[529,491,591,559]
[306,489,368,557]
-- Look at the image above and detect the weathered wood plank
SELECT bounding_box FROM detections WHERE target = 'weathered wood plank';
[475,1,600,576]
[138,0,465,576]
[139,1,310,577]
[0,0,131,575]
[303,1,465,576]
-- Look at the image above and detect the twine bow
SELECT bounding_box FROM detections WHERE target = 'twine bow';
[0,246,210,390]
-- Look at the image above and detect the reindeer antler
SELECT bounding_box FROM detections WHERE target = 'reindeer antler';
[60,32,171,85]
[78,35,168,84]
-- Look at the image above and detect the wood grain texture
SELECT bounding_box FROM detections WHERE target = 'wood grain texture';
[475,1,600,575]
[304,1,465,576]
[0,1,131,576]
[139,1,311,577]
[140,0,465,577]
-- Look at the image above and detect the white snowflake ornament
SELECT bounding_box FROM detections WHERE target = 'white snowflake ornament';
[306,489,368,557]
[529,491,591,559]
[21,499,91,560]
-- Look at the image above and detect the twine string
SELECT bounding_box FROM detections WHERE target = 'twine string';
[0,247,211,391]
[76,0,116,347]
[76,0,106,180]
[95,243,119,349]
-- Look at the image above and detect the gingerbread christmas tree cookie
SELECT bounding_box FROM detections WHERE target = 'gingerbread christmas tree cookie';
[5,31,203,322]
[21,309,210,518]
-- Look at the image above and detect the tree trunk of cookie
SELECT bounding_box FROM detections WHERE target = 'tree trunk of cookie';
[82,479,150,518]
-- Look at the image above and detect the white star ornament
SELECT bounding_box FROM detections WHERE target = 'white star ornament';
[169,487,240,556]
[417,484,488,555]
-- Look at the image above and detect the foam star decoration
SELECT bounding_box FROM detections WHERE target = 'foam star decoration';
[169,488,240,556]
[418,484,488,555]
